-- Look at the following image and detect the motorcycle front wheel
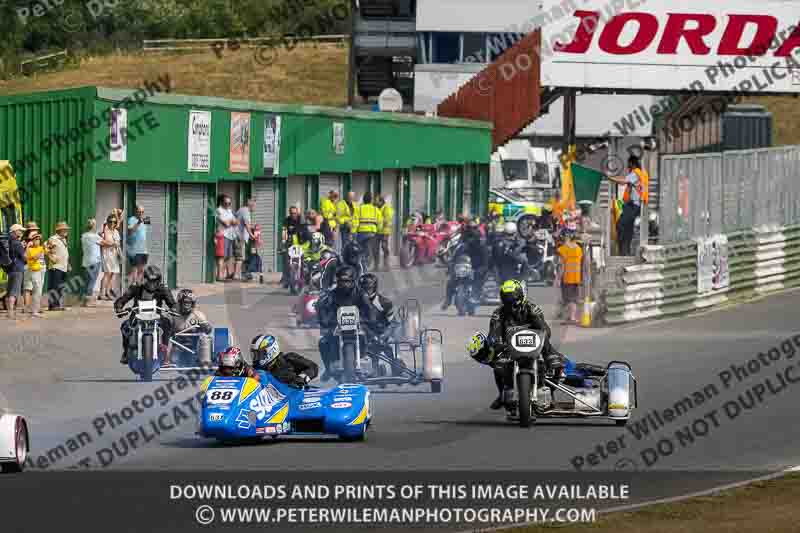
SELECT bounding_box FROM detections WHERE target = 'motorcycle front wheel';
[342,342,357,383]
[516,372,534,428]
[141,333,154,383]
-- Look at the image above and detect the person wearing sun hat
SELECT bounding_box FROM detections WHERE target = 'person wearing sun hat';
[4,224,26,319]
[46,221,71,311]
[23,230,46,317]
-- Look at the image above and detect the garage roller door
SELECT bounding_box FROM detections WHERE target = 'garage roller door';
[253,179,277,272]
[319,175,341,198]
[136,183,168,276]
[351,172,369,201]
[176,184,206,286]
[410,169,427,215]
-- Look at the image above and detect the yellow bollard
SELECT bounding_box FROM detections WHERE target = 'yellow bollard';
[580,296,592,328]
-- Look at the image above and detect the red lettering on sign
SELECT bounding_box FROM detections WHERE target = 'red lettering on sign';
[775,24,800,57]
[554,10,600,54]
[657,13,716,55]
[598,12,659,55]
[557,11,794,57]
[718,15,777,55]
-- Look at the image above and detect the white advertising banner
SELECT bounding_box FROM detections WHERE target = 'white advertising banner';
[188,110,211,172]
[540,0,800,93]
[263,114,281,176]
[697,234,730,295]
[109,108,127,163]
[333,122,345,155]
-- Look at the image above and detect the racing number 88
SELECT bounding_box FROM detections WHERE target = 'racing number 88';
[210,390,234,401]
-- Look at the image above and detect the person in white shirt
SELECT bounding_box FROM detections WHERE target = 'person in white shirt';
[215,194,238,281]
[234,198,256,281]
[80,218,103,307]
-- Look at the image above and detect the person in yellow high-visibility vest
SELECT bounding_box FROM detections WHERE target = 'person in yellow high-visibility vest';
[375,194,394,271]
[320,190,338,250]
[336,191,357,246]
[557,230,583,323]
[355,191,383,270]
[608,155,649,256]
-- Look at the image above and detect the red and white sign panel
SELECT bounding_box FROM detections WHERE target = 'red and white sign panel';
[541,0,800,93]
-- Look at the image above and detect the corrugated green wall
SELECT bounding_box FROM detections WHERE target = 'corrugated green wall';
[0,87,97,271]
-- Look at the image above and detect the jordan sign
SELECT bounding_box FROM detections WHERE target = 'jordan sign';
[541,0,800,93]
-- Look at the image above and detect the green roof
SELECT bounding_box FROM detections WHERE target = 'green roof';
[93,87,492,130]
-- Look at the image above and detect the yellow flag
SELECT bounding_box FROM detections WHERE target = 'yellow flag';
[0,161,20,209]
[559,146,577,212]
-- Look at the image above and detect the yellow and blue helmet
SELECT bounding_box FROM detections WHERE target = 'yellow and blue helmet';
[251,334,280,368]
[500,279,525,309]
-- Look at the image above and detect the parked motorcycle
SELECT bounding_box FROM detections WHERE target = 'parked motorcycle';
[400,222,453,268]
[115,300,179,382]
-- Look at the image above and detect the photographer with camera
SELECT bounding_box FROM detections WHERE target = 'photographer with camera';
[127,204,150,285]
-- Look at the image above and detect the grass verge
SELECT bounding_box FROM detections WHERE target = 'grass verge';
[515,472,800,533]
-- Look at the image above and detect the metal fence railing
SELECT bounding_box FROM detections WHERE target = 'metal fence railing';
[660,145,800,244]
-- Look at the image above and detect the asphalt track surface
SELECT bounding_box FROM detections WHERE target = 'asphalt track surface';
[3,265,800,486]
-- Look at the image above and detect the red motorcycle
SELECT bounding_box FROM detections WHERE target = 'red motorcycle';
[399,221,461,268]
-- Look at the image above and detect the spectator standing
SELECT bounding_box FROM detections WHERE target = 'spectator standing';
[4,224,25,320]
[354,191,382,270]
[99,213,121,300]
[608,155,649,256]
[23,231,46,317]
[376,194,394,271]
[45,221,71,311]
[306,209,322,233]
[215,194,238,281]
[81,218,102,307]
[126,204,149,285]
[337,191,357,245]
[320,190,338,251]
[235,197,256,282]
[557,231,583,323]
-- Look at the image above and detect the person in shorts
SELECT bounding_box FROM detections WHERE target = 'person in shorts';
[557,230,583,323]
[4,224,26,320]
[126,205,149,284]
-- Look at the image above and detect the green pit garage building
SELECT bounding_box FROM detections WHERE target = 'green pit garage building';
[0,87,491,287]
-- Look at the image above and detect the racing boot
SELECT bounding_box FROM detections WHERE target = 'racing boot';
[490,373,505,410]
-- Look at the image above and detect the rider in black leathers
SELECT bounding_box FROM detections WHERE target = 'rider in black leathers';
[485,279,565,410]
[114,266,177,365]
[493,222,529,284]
[442,219,489,310]
[317,265,375,381]
[251,334,319,388]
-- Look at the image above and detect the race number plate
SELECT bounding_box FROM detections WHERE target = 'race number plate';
[511,330,541,353]
[206,388,239,405]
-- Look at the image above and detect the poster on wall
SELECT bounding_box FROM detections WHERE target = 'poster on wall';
[188,110,211,172]
[229,112,251,173]
[697,234,730,295]
[109,108,127,163]
[263,114,281,176]
[333,122,345,155]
